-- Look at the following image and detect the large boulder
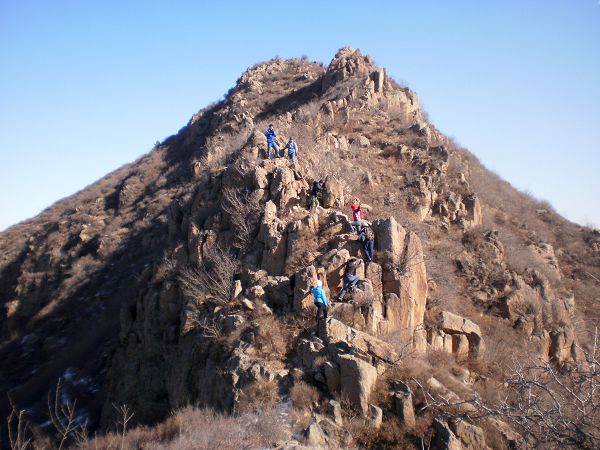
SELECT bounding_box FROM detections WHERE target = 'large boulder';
[432,419,464,450]
[294,265,318,312]
[371,217,407,268]
[449,420,490,450]
[322,318,398,364]
[373,224,428,345]
[439,311,484,356]
[322,176,345,209]
[338,354,378,416]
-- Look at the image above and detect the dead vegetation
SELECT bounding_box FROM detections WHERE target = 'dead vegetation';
[78,406,286,450]
[178,245,240,306]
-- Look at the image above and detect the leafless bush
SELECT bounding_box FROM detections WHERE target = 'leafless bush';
[413,328,600,449]
[290,381,319,412]
[221,187,261,252]
[236,378,280,414]
[112,403,134,450]
[78,406,287,450]
[7,400,32,450]
[253,315,289,359]
[179,246,240,306]
[47,379,88,449]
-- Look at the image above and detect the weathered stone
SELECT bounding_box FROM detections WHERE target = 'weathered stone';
[223,315,245,333]
[231,279,242,300]
[357,135,370,148]
[393,389,415,429]
[305,421,326,446]
[298,338,326,369]
[449,420,489,450]
[270,167,295,199]
[433,419,464,450]
[253,166,269,189]
[368,404,383,429]
[338,354,378,416]
[452,334,469,355]
[323,361,340,394]
[247,285,265,302]
[241,298,255,311]
[323,318,398,364]
[322,176,345,209]
[294,265,318,312]
[484,418,521,449]
[372,217,407,268]
[327,399,343,426]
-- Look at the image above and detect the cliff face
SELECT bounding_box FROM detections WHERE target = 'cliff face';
[1,48,599,446]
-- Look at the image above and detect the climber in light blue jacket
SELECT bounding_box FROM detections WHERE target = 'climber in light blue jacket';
[283,137,298,161]
[312,279,328,322]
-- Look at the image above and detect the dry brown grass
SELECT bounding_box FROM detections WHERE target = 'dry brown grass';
[289,380,319,412]
[252,315,289,359]
[78,405,287,450]
[236,378,280,414]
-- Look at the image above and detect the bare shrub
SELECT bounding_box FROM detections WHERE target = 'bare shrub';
[349,417,413,450]
[290,380,319,412]
[179,246,240,306]
[236,378,280,414]
[78,406,287,450]
[253,315,289,359]
[412,329,600,450]
[7,401,32,450]
[221,187,261,252]
[47,379,88,449]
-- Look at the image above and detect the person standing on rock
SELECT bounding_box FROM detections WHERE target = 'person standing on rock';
[359,225,375,262]
[283,137,298,161]
[312,279,328,321]
[264,124,281,159]
[338,258,360,301]
[308,178,325,210]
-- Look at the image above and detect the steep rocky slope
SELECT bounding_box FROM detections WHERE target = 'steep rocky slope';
[1,48,599,448]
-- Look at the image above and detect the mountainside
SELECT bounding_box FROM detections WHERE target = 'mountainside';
[1,48,599,449]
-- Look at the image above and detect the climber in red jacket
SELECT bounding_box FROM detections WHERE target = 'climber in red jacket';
[349,198,370,233]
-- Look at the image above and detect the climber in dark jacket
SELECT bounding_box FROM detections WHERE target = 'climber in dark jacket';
[312,279,328,321]
[338,258,360,301]
[308,178,325,209]
[265,124,280,159]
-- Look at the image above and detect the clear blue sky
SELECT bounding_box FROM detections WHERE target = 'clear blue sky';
[1,0,599,231]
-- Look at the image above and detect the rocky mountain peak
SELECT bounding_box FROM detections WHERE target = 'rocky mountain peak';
[1,48,599,449]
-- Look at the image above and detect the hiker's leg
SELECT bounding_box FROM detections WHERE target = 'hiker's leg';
[267,143,272,159]
[348,275,359,288]
[273,143,281,157]
[315,304,321,321]
[366,240,374,261]
[323,306,328,319]
[339,279,349,300]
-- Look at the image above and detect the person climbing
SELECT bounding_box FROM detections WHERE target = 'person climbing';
[359,225,375,262]
[308,178,325,210]
[338,258,361,301]
[264,124,280,159]
[349,198,370,233]
[312,279,328,321]
[283,137,298,161]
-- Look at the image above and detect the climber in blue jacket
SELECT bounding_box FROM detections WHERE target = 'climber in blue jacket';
[265,124,281,159]
[312,279,328,322]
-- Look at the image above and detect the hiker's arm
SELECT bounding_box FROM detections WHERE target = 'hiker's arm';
[362,203,373,212]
